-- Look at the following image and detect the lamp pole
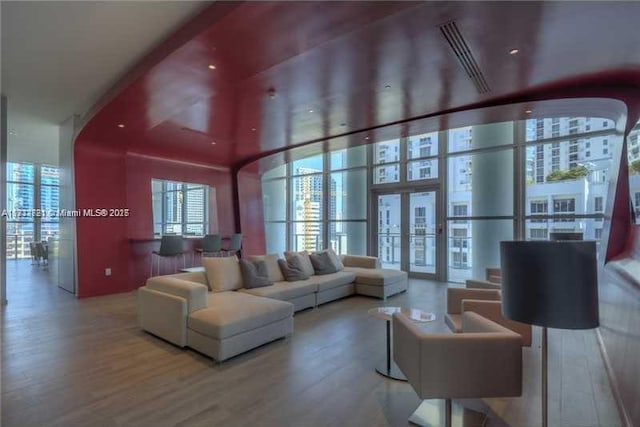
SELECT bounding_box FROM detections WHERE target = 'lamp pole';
[542,326,548,427]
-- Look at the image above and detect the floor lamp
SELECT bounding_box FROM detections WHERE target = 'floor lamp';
[499,241,599,427]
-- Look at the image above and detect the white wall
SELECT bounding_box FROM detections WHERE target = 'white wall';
[57,115,78,294]
[7,108,59,166]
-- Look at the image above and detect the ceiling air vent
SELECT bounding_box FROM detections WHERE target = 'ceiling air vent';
[439,21,491,94]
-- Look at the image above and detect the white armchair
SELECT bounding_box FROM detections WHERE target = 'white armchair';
[393,311,523,427]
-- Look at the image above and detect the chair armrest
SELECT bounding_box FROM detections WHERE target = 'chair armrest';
[465,279,501,290]
[145,276,208,313]
[461,300,531,346]
[447,287,501,314]
[171,272,210,288]
[341,255,380,269]
[392,312,426,391]
[485,267,502,283]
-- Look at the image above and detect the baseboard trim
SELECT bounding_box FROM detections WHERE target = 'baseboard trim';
[596,328,633,427]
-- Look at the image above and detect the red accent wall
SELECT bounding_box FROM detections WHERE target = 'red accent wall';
[74,143,238,297]
[237,169,266,256]
[125,153,235,288]
[74,142,130,297]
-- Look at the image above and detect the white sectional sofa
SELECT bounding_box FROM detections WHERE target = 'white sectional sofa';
[138,252,407,362]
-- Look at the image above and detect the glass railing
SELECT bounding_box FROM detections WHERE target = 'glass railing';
[377,233,439,271]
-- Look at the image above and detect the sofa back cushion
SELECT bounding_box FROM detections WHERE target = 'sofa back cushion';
[284,251,315,277]
[248,254,284,282]
[341,255,380,269]
[202,255,243,291]
[239,259,272,289]
[278,257,310,282]
[309,251,339,275]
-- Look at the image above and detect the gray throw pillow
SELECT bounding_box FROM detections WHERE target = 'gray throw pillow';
[284,251,315,277]
[309,251,339,275]
[313,248,344,271]
[239,259,272,289]
[278,258,310,282]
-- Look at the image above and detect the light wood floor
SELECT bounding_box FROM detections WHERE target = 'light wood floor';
[1,260,622,427]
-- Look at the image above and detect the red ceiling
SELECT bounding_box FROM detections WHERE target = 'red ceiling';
[78,1,640,170]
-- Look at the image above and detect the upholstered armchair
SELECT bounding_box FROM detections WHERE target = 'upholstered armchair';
[393,311,523,427]
[445,282,532,347]
[444,287,501,332]
[466,278,501,290]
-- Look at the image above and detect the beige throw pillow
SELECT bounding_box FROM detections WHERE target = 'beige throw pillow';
[202,255,243,291]
[248,254,285,282]
[284,250,315,277]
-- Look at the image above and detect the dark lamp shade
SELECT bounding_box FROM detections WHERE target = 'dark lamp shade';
[500,241,599,329]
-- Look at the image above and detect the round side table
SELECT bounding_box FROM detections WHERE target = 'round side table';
[368,307,436,381]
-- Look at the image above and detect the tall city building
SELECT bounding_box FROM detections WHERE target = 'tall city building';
[5,163,60,258]
[293,167,336,251]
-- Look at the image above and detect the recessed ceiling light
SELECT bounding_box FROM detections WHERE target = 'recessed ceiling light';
[208,64,216,70]
[308,109,314,113]
[117,123,125,128]
[525,110,532,114]
[384,84,391,89]
[211,141,216,145]
[509,49,519,55]
[251,128,256,132]
[365,136,370,140]
[8,129,16,135]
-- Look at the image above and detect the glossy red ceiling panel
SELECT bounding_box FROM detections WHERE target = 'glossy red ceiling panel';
[78,1,640,168]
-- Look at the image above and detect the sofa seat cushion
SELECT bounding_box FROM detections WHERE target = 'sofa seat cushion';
[342,267,407,286]
[188,292,293,340]
[238,280,318,301]
[314,271,356,292]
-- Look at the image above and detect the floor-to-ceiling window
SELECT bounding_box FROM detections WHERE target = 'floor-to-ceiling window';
[5,162,60,259]
[40,165,60,241]
[446,124,515,282]
[329,147,368,255]
[261,112,622,283]
[627,120,640,223]
[262,146,368,255]
[524,117,618,245]
[372,133,441,278]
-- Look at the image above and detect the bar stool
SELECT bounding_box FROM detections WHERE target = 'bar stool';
[37,242,49,266]
[29,242,38,265]
[224,233,243,257]
[196,234,222,260]
[150,235,185,277]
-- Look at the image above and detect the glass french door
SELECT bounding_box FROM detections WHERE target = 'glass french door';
[374,188,441,279]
